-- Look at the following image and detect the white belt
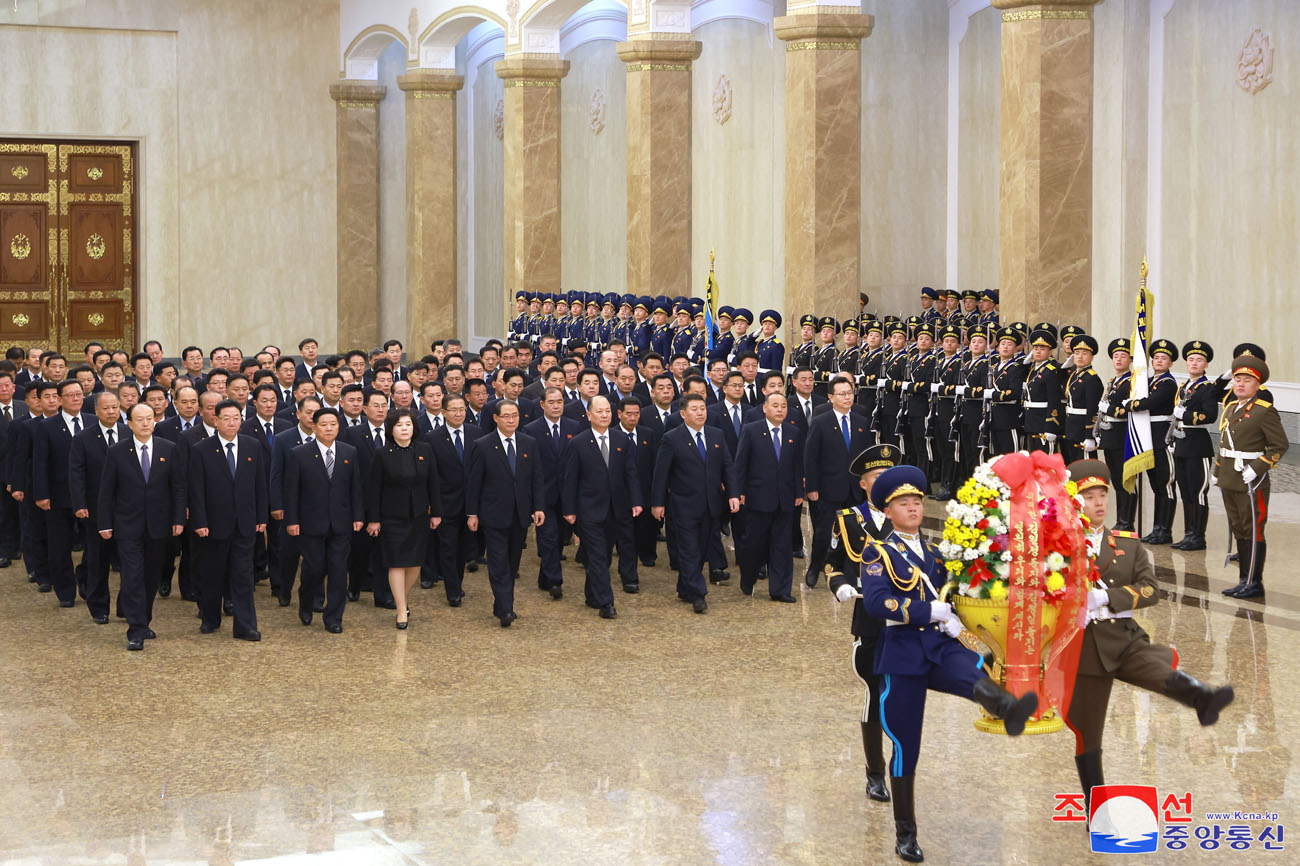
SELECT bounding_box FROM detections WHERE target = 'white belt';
[1183,422,1216,430]
[885,620,943,630]
[1221,449,1263,460]
[1103,414,1121,422]
[1024,401,1049,409]
[1148,415,1172,422]
[1095,609,1134,622]
[1065,407,1089,415]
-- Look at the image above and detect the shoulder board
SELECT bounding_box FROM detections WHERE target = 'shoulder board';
[1110,530,1138,539]
[1084,368,1097,376]
[1255,400,1272,408]
[835,507,857,519]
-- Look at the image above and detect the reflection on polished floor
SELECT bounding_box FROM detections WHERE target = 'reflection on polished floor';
[1,488,1297,865]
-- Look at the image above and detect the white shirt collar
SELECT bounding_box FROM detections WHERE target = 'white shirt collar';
[62,410,81,428]
[133,434,152,453]
[686,423,706,436]
[316,439,334,460]
[497,429,516,448]
[621,425,636,438]
[834,409,851,424]
[218,434,238,448]
[867,505,886,530]
[100,423,118,439]
[202,423,215,437]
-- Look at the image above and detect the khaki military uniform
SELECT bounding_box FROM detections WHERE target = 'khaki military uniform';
[1214,396,1287,543]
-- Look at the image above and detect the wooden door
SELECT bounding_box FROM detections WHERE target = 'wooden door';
[0,140,136,353]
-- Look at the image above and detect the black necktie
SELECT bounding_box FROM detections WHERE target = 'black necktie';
[265,421,273,438]
[373,429,382,448]
[552,423,560,451]
[505,437,516,474]
[2,405,9,421]
[72,416,81,435]
[454,429,464,461]
[106,429,115,447]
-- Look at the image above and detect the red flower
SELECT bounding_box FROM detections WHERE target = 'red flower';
[985,499,998,509]
[976,519,989,530]
[988,540,1002,553]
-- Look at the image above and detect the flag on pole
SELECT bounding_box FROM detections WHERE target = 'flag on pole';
[705,248,718,353]
[1122,259,1156,493]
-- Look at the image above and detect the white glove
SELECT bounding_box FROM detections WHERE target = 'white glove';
[1044,432,1057,442]
[1087,588,1110,611]
[835,584,857,603]
[875,380,886,390]
[1242,466,1258,485]
[1098,399,1110,414]
[940,614,963,638]
[1173,406,1186,420]
[956,385,967,396]
[1083,438,1097,452]
[928,601,952,622]
[930,383,941,393]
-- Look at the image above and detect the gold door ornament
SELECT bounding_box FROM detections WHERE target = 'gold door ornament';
[11,313,29,328]
[87,166,103,180]
[87,312,105,326]
[9,233,31,260]
[85,232,106,260]
[10,165,28,180]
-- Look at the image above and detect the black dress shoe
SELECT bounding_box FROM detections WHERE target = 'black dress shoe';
[277,596,290,608]
[739,582,754,596]
[158,584,171,598]
[709,569,730,585]
[347,590,360,602]
[757,565,768,581]
[223,601,235,615]
[599,604,616,619]
[420,578,433,588]
[374,599,397,610]
[312,603,324,613]
[37,582,52,592]
[622,583,639,594]
[126,639,144,651]
[770,594,797,603]
[299,611,312,626]
[639,558,656,568]
[549,585,563,600]
[500,611,517,628]
[692,599,707,614]
[27,572,37,582]
[0,556,10,568]
[448,595,463,607]
[656,532,667,542]
[792,547,806,559]
[59,599,75,608]
[465,561,478,573]
[233,630,261,641]
[200,624,217,634]
[325,623,342,634]
[1235,582,1265,599]
[92,614,109,625]
[71,542,83,553]
[144,628,157,639]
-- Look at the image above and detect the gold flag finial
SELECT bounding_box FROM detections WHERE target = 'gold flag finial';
[1139,257,1148,284]
[709,248,715,271]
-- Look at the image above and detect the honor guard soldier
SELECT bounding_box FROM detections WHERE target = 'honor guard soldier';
[754,310,785,373]
[525,292,542,343]
[828,446,900,804]
[1066,460,1235,816]
[941,290,962,327]
[510,291,529,343]
[670,302,695,358]
[538,293,557,338]
[1205,342,1275,410]
[650,297,673,357]
[553,293,571,340]
[918,286,941,322]
[1094,338,1136,530]
[708,305,736,363]
[875,322,909,447]
[1130,338,1178,545]
[989,327,1027,455]
[857,319,886,417]
[1215,355,1287,599]
[1058,324,1085,378]
[928,326,963,499]
[1023,327,1062,452]
[838,318,862,385]
[1169,341,1219,551]
[729,308,756,363]
[1061,334,1103,465]
[958,290,980,340]
[614,294,635,347]
[813,317,840,396]
[901,325,936,487]
[861,465,1039,863]
[955,326,992,483]
[628,296,654,364]
[977,289,1000,328]
[598,293,618,349]
[789,314,818,379]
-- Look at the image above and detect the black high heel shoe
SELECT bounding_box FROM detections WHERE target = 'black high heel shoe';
[396,608,410,630]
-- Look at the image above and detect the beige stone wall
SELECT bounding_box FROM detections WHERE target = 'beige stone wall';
[471,56,506,341]
[690,19,785,316]
[860,0,948,316]
[376,40,408,350]
[561,39,627,298]
[957,5,1001,297]
[0,0,339,352]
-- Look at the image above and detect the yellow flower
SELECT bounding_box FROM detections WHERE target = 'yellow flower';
[1045,572,1065,593]
[988,581,1009,600]
[945,560,965,575]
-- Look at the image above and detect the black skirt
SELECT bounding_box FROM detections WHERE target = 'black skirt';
[378,516,428,568]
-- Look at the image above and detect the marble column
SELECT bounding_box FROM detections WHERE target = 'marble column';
[397,70,463,355]
[617,39,702,300]
[495,57,570,317]
[774,10,874,319]
[993,0,1101,329]
[329,81,384,351]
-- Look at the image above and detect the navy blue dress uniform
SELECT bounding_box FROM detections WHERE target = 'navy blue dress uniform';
[269,424,315,606]
[283,434,363,631]
[788,314,818,377]
[1130,338,1179,545]
[32,407,93,605]
[523,412,581,595]
[1169,341,1219,551]
[812,317,839,395]
[989,328,1028,455]
[1022,328,1062,452]
[875,326,908,447]
[802,402,874,587]
[855,321,885,416]
[189,433,268,638]
[650,297,674,356]
[707,305,736,363]
[861,466,1038,863]
[838,319,862,386]
[754,310,785,372]
[900,328,936,482]
[466,427,546,626]
[956,348,992,483]
[562,425,641,615]
[928,334,964,498]
[97,433,187,649]
[509,290,529,342]
[627,297,653,364]
[733,415,803,600]
[1060,335,1104,466]
[425,422,482,605]
[977,289,1000,328]
[1064,460,1234,814]
[1095,338,1136,530]
[826,445,898,802]
[650,418,739,612]
[69,417,128,621]
[728,309,756,363]
[918,286,942,323]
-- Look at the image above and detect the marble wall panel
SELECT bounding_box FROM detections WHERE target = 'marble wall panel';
[377,40,408,348]
[958,5,1001,302]
[472,57,506,341]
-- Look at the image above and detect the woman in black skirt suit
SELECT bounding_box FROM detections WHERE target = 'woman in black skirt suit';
[365,408,441,627]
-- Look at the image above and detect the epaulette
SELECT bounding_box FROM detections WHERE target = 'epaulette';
[1256,400,1273,408]
[1110,530,1138,539]
[1084,368,1097,376]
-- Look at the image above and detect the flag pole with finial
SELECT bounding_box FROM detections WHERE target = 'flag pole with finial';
[705,248,718,354]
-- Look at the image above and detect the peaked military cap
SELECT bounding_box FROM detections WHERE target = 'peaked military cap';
[1182,340,1213,362]
[1149,338,1178,360]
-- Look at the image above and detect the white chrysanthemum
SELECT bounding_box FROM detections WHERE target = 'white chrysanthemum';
[961,582,982,597]
[1045,552,1066,571]
[1000,551,1012,563]
[994,562,1009,578]
[978,539,992,555]
[963,548,979,561]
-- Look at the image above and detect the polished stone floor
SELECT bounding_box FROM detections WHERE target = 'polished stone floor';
[1,488,1297,865]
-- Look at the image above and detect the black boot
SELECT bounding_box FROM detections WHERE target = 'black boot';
[890,774,923,862]
[1222,538,1250,596]
[1179,505,1206,550]
[1164,670,1234,725]
[862,721,890,802]
[971,678,1038,736]
[1074,749,1104,817]
[1171,506,1195,549]
[1236,540,1266,599]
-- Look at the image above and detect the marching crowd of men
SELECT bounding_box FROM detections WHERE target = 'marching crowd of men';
[0,285,1282,649]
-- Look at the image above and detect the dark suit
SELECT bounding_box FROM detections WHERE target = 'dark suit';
[651,424,738,603]
[169,420,213,600]
[562,397,593,429]
[269,425,315,604]
[32,413,92,603]
[705,399,749,570]
[0,400,30,558]
[284,440,362,628]
[69,421,128,617]
[524,415,581,591]
[98,437,187,642]
[425,424,482,603]
[733,420,804,598]
[480,397,539,430]
[785,391,824,554]
[624,423,661,565]
[188,434,268,634]
[562,427,641,608]
[155,413,201,444]
[803,409,874,582]
[342,423,394,605]
[243,413,294,580]
[466,430,545,619]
